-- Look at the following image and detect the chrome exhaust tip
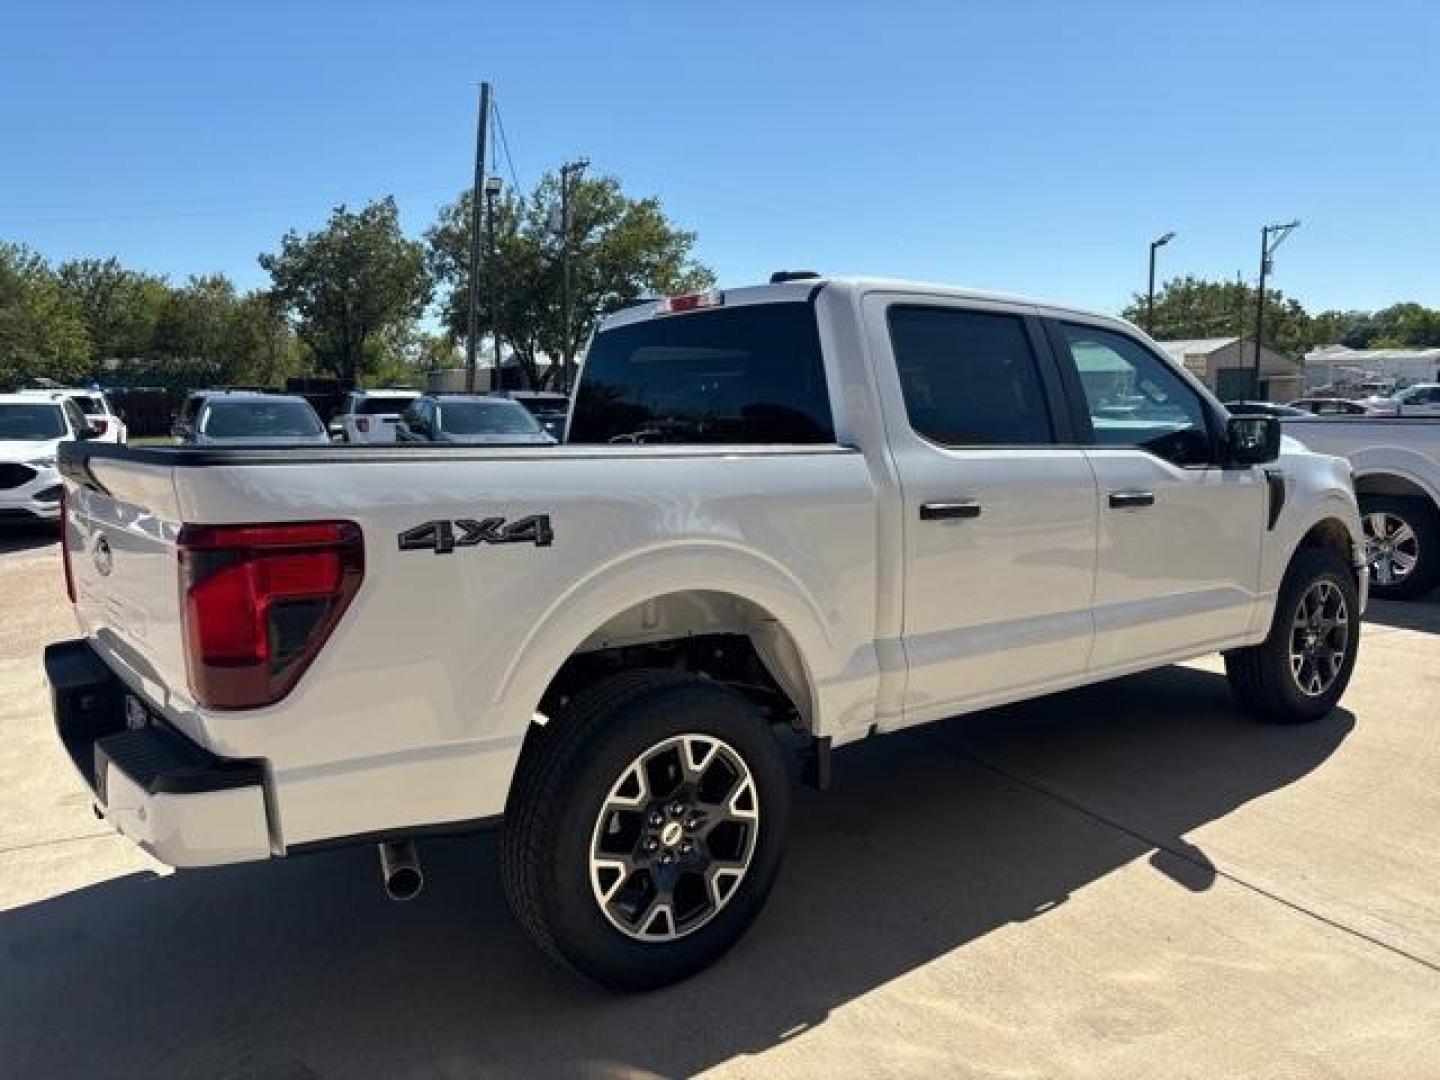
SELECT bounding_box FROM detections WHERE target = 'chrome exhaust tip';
[378,839,423,901]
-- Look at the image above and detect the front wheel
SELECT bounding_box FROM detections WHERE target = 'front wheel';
[501,671,791,990]
[1224,547,1361,723]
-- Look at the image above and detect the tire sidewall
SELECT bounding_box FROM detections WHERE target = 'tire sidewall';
[542,683,791,989]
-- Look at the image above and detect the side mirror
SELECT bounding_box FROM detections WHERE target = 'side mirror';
[1224,414,1281,466]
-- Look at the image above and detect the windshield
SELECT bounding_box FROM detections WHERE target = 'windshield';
[439,399,543,435]
[201,399,323,438]
[358,396,418,415]
[0,403,65,440]
[569,303,834,444]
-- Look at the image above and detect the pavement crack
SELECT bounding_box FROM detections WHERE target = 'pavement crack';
[939,737,1440,976]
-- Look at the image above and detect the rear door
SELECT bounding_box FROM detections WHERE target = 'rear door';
[863,295,1100,725]
[1045,317,1266,670]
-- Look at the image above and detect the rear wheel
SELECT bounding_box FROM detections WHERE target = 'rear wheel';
[1225,546,1360,723]
[501,671,791,990]
[1359,494,1439,600]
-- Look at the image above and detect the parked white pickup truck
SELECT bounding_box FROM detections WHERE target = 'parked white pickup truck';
[48,277,1367,989]
[1281,416,1440,599]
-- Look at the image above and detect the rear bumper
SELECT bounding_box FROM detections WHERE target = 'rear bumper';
[44,639,272,867]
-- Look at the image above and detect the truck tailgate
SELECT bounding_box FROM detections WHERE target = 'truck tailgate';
[62,453,192,715]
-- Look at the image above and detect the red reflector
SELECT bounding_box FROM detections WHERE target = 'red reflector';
[178,521,363,710]
[89,418,108,436]
[657,290,723,315]
[356,417,370,433]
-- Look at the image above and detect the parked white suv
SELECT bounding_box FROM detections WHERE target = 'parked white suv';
[16,388,127,444]
[331,388,421,443]
[0,393,97,524]
[49,277,1366,989]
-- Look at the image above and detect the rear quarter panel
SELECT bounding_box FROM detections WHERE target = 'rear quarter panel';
[136,447,879,845]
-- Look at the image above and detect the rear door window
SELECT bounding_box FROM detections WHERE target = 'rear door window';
[568,302,834,444]
[887,306,1055,446]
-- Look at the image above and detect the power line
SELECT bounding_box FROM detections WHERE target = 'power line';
[491,98,522,194]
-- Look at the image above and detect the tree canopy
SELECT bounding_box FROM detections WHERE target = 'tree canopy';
[1123,276,1440,357]
[427,171,713,390]
[260,196,431,386]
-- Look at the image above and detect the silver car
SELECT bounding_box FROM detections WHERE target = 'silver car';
[395,395,556,446]
[183,394,330,446]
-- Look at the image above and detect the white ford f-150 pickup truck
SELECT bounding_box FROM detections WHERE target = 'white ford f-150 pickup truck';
[48,276,1367,989]
[1280,415,1440,600]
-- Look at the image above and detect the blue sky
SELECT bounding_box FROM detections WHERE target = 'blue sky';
[2,0,1435,316]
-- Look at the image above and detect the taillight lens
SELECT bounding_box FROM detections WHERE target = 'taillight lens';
[60,488,76,603]
[89,418,108,436]
[356,417,370,433]
[177,521,363,710]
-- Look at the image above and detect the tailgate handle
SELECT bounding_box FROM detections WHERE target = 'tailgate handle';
[1108,490,1155,509]
[920,501,981,521]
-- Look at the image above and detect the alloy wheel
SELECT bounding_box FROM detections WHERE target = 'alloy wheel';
[1364,511,1419,587]
[588,733,759,942]
[1288,579,1349,697]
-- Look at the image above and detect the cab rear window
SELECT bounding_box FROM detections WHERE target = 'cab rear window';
[568,302,834,445]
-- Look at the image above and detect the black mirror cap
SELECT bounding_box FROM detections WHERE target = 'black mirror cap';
[1225,414,1281,466]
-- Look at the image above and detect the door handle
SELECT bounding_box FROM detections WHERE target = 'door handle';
[920,501,981,521]
[1108,490,1155,509]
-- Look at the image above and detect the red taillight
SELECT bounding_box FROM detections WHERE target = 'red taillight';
[60,488,76,603]
[89,418,108,436]
[177,521,363,710]
[356,417,370,433]
[657,290,723,315]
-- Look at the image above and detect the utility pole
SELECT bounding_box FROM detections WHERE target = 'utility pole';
[1146,231,1176,334]
[485,176,504,393]
[558,158,589,392]
[1251,219,1300,399]
[464,82,492,394]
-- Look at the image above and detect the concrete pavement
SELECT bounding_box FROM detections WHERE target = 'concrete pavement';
[0,530,1436,1078]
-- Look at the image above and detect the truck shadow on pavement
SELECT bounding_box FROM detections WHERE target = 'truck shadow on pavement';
[1363,595,1440,634]
[0,524,58,555]
[0,665,1353,1079]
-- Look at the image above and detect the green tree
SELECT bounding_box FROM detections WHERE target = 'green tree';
[56,257,168,362]
[0,243,90,388]
[1123,275,1313,358]
[260,197,431,386]
[427,172,713,390]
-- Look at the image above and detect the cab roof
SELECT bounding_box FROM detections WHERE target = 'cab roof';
[597,276,1139,336]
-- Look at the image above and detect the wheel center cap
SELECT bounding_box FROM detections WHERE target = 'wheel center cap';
[661,822,684,847]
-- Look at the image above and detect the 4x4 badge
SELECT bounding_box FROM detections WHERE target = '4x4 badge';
[397,515,553,554]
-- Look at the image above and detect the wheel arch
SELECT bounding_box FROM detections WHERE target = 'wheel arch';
[493,543,850,741]
[1352,467,1440,510]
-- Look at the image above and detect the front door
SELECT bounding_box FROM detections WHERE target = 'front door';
[1047,319,1267,671]
[865,297,1100,726]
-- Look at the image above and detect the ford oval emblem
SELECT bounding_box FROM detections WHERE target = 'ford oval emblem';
[93,534,113,577]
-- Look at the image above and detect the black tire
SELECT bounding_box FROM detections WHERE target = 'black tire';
[1225,546,1360,723]
[1359,493,1440,601]
[501,670,791,991]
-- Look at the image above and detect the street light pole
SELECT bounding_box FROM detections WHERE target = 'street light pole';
[558,158,588,393]
[485,176,503,393]
[1251,219,1300,399]
[1146,231,1175,334]
[464,82,492,395]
